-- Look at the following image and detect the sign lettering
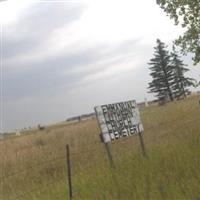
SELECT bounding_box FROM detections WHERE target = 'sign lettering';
[94,100,144,143]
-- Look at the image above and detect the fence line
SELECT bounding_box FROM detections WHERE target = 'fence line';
[1,144,109,200]
[1,138,140,200]
[1,144,109,180]
[1,144,107,188]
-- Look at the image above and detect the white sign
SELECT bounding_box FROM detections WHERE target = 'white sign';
[94,100,144,143]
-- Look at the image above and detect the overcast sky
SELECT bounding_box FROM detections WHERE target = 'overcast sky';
[0,0,200,133]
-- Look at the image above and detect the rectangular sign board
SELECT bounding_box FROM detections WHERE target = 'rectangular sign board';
[94,100,144,143]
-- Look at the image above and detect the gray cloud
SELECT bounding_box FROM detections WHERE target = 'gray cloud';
[2,1,199,133]
[4,36,141,103]
[4,3,84,59]
[3,36,152,132]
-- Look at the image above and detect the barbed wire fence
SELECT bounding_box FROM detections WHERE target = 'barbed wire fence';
[2,125,198,200]
[0,143,121,200]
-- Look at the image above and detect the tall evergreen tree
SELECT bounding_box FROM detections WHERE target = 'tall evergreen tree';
[148,39,174,102]
[171,46,195,99]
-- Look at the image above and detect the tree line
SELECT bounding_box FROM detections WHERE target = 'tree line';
[148,39,196,103]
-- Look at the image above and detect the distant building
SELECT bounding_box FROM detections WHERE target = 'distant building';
[66,113,95,123]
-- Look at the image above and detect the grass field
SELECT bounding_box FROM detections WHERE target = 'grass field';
[1,95,200,200]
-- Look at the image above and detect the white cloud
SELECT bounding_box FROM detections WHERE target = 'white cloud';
[5,0,183,68]
[76,0,183,43]
[0,0,33,24]
[3,0,199,132]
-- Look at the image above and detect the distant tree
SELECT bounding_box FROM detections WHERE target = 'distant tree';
[156,0,200,65]
[170,46,196,99]
[148,39,174,102]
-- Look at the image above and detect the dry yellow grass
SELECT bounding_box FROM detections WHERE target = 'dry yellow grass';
[0,95,200,200]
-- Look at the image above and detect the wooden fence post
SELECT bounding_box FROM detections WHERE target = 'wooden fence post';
[66,145,73,200]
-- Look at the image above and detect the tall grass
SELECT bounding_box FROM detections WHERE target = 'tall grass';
[0,95,200,200]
